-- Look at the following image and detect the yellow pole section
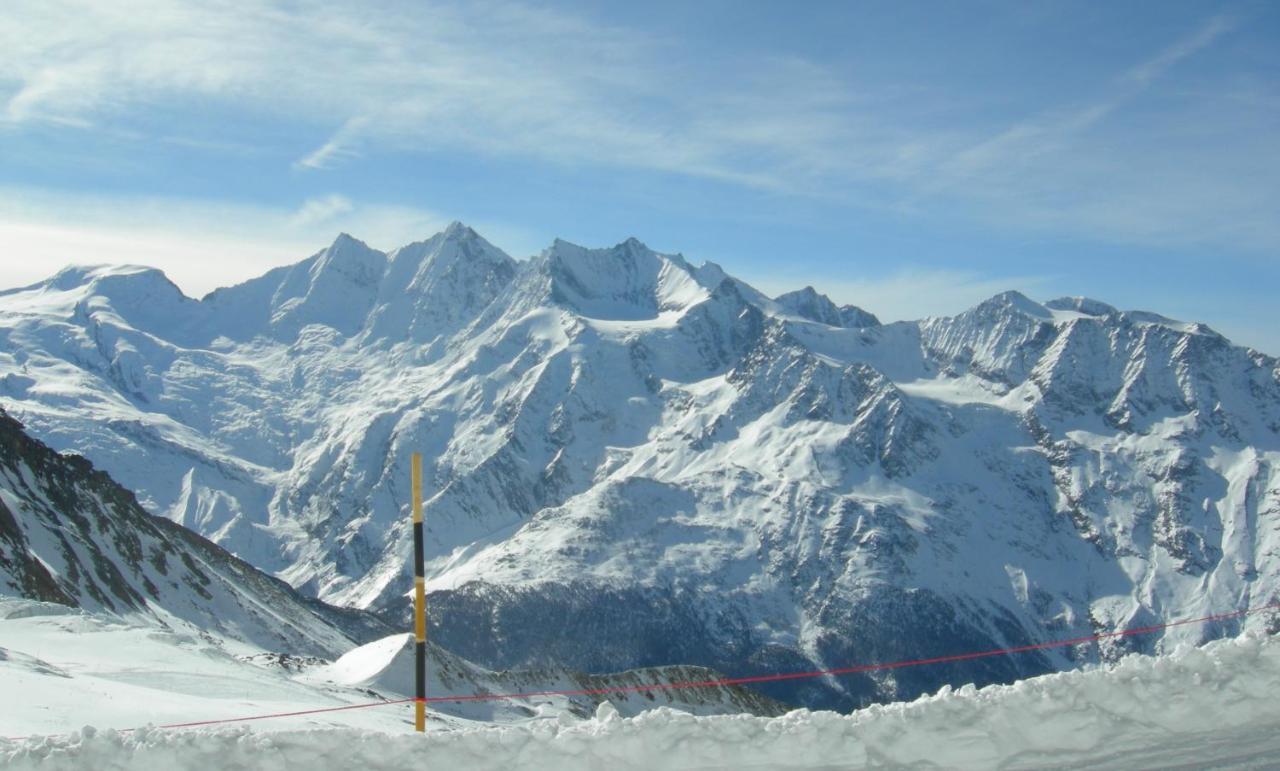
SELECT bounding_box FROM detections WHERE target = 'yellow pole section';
[412,452,426,733]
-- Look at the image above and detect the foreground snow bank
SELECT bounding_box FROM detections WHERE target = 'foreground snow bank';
[6,632,1280,770]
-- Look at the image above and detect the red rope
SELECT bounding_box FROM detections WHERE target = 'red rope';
[5,602,1276,740]
[153,698,418,730]
[422,602,1279,703]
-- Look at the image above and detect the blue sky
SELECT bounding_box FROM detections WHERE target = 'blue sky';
[1,1,1277,352]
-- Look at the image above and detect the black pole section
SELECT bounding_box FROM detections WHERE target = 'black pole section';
[414,519,426,701]
[412,452,426,732]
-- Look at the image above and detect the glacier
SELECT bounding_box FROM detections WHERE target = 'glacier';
[0,222,1277,709]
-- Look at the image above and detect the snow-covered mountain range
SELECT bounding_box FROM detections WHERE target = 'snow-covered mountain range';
[1,223,1277,709]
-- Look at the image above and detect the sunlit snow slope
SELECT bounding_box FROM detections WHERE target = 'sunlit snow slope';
[1,223,1278,708]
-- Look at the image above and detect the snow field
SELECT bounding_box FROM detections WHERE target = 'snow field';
[5,631,1279,770]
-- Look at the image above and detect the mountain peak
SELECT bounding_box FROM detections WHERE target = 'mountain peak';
[971,290,1051,320]
[324,232,381,259]
[543,238,709,321]
[23,264,197,338]
[443,220,477,239]
[241,234,388,338]
[838,304,880,328]
[365,224,517,342]
[392,223,509,266]
[774,286,879,328]
[312,234,385,282]
[331,231,361,245]
[775,286,841,325]
[43,263,179,294]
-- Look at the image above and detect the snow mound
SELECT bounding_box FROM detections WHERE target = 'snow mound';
[310,633,413,694]
[6,632,1279,770]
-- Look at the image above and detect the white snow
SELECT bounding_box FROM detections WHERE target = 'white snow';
[4,630,1279,770]
[0,600,406,740]
[0,599,778,743]
[897,374,1019,407]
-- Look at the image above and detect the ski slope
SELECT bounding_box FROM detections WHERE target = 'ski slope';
[5,630,1279,769]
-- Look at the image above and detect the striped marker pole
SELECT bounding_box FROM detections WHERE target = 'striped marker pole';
[411,452,427,733]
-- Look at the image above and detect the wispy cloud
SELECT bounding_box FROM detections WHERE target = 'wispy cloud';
[294,117,368,170]
[0,0,950,191]
[910,14,1280,253]
[290,194,355,227]
[0,3,1272,255]
[943,14,1241,183]
[1123,14,1236,86]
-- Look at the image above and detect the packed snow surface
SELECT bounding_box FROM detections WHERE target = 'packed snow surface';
[5,632,1280,770]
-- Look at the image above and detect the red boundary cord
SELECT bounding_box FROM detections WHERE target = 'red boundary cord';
[5,602,1276,740]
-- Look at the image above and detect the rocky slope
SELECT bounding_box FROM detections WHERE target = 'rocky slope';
[0,408,388,655]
